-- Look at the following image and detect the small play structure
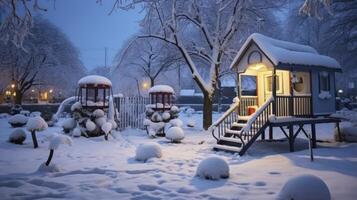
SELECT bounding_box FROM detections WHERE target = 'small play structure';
[147,85,175,111]
[76,75,113,109]
[144,85,180,137]
[212,33,342,155]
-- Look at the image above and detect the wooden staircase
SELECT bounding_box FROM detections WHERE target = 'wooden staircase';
[211,97,273,156]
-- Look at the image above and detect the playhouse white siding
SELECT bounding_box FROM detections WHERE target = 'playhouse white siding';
[311,71,336,115]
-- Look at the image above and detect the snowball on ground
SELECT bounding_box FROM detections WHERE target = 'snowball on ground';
[8,114,28,125]
[335,121,357,142]
[101,122,112,135]
[78,75,112,87]
[72,127,82,137]
[166,127,184,142]
[26,116,48,131]
[135,143,162,162]
[93,109,105,118]
[95,117,107,127]
[49,134,73,150]
[62,118,77,130]
[169,118,183,127]
[277,174,331,200]
[187,118,196,127]
[148,85,174,94]
[71,102,82,111]
[37,162,60,173]
[85,120,96,132]
[196,157,229,180]
[9,129,26,144]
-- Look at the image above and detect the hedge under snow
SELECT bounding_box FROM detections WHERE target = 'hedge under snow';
[49,134,73,150]
[135,143,162,162]
[196,157,229,180]
[9,129,26,144]
[8,114,28,124]
[277,174,331,200]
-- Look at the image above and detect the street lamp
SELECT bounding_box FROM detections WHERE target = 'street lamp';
[142,82,149,90]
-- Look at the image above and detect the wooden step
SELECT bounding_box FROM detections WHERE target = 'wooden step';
[225,129,242,135]
[213,144,242,153]
[238,116,251,121]
[217,137,243,147]
[232,122,246,127]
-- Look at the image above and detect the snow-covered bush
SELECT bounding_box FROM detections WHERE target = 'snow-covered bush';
[334,121,357,142]
[196,157,229,180]
[26,116,48,148]
[151,112,163,122]
[146,122,165,137]
[85,119,96,132]
[62,118,77,133]
[30,111,42,117]
[162,112,171,122]
[71,102,82,111]
[8,129,26,144]
[95,116,107,127]
[277,174,331,200]
[20,110,30,116]
[166,127,184,143]
[8,114,28,127]
[135,143,162,162]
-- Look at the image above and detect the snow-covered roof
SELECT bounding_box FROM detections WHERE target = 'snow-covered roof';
[149,85,175,94]
[78,75,112,87]
[230,33,341,70]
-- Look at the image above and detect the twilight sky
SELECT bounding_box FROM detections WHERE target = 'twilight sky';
[38,0,143,70]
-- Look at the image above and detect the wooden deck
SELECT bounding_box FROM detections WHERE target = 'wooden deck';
[267,116,342,152]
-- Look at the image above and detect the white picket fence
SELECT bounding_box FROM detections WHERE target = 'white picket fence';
[114,96,150,129]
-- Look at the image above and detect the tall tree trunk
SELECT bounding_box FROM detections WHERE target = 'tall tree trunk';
[150,78,155,87]
[14,91,23,105]
[203,92,212,130]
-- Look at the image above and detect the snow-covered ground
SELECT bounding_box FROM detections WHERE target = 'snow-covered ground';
[0,112,357,199]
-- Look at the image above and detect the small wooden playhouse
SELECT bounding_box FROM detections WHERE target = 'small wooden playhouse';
[212,33,342,155]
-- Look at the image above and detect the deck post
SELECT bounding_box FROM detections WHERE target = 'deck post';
[289,125,294,152]
[269,125,273,140]
[272,68,277,115]
[261,127,265,140]
[311,123,316,148]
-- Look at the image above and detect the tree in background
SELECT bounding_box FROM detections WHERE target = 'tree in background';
[0,17,86,104]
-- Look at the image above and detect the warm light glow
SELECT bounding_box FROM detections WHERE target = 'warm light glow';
[142,82,149,90]
[31,89,35,92]
[5,91,11,95]
[12,92,16,96]
[49,89,53,93]
[11,84,15,88]
[338,89,343,94]
[250,63,265,70]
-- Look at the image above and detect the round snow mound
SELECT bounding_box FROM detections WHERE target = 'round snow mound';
[196,157,229,180]
[277,174,331,200]
[135,143,162,162]
[9,129,26,144]
[166,127,184,143]
[8,114,28,127]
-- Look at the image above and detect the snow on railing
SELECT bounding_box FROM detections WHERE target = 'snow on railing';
[210,97,240,129]
[241,96,274,134]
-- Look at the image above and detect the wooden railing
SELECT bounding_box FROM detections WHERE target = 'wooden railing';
[238,96,258,116]
[275,95,312,117]
[210,99,240,141]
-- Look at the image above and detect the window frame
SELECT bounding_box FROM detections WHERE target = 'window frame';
[318,71,330,92]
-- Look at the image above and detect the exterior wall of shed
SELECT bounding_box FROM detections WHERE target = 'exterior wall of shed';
[311,71,336,115]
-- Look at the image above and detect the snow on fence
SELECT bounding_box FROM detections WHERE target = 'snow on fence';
[114,96,150,129]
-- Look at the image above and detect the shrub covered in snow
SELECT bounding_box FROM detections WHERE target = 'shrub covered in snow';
[196,157,229,180]
[135,143,162,162]
[166,127,184,143]
[8,129,26,144]
[8,114,28,127]
[26,116,48,148]
[72,127,82,137]
[85,119,96,132]
[277,174,331,200]
[20,110,30,116]
[71,102,82,111]
[101,122,112,140]
[93,109,105,118]
[62,118,77,133]
[169,118,183,128]
[95,116,107,127]
[334,121,357,142]
[30,111,42,117]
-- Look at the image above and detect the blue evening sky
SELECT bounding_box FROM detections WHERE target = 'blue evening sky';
[38,0,143,70]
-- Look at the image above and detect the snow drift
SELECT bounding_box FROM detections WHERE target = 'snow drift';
[196,157,229,180]
[135,143,162,162]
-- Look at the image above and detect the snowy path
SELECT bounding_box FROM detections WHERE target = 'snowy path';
[0,115,356,199]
